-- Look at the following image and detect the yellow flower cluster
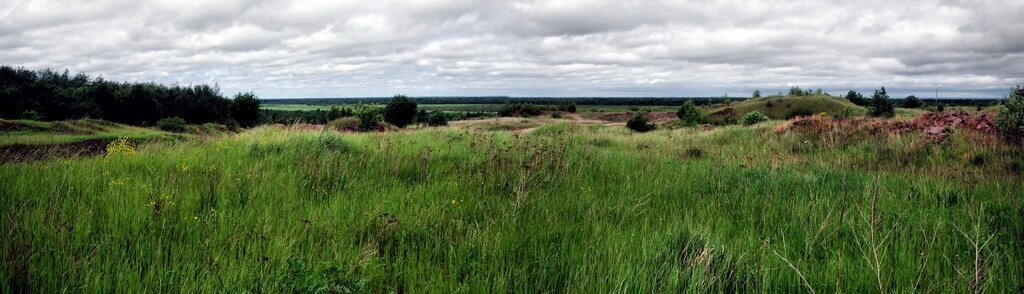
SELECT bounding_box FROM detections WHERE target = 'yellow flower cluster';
[105,137,136,155]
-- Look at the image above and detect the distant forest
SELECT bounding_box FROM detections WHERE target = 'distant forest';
[264,96,999,107]
[0,65,260,127]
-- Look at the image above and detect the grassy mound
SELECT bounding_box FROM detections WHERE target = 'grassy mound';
[705,95,865,123]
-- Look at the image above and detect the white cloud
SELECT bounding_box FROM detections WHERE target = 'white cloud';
[1,0,1021,98]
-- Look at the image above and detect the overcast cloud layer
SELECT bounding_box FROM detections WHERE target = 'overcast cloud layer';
[2,0,1022,98]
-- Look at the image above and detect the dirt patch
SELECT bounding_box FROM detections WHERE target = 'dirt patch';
[599,111,677,123]
[0,139,109,163]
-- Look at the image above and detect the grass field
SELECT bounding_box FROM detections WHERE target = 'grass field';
[2,111,1022,292]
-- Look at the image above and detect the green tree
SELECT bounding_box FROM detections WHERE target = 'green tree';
[383,95,417,128]
[752,89,761,98]
[846,90,866,106]
[676,100,702,126]
[230,92,261,127]
[868,87,894,117]
[996,85,1024,143]
[903,95,923,108]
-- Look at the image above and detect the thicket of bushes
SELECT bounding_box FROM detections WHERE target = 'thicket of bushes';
[498,102,576,117]
[996,85,1024,143]
[0,65,261,127]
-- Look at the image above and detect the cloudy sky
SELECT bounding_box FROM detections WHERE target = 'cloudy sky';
[2,0,1022,98]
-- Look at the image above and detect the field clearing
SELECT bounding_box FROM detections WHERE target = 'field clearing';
[2,115,1022,292]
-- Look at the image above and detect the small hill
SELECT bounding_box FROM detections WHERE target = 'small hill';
[704,95,866,123]
[0,118,209,162]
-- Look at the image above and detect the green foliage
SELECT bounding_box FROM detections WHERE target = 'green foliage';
[676,100,702,126]
[903,95,923,108]
[383,95,417,128]
[155,117,187,132]
[868,87,895,117]
[354,104,381,132]
[327,105,354,120]
[752,89,761,98]
[556,101,577,112]
[996,85,1024,143]
[846,90,866,106]
[789,86,805,96]
[937,104,946,112]
[230,92,261,128]
[498,103,542,117]
[426,111,448,126]
[625,113,655,132]
[0,65,234,125]
[741,111,769,125]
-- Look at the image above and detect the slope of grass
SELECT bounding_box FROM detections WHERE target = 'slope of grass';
[0,119,183,146]
[706,95,866,121]
[1,121,1021,292]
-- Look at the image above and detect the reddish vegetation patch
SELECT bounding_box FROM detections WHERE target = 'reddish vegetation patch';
[776,111,1000,144]
[706,107,735,120]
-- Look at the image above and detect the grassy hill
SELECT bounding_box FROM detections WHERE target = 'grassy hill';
[705,95,866,122]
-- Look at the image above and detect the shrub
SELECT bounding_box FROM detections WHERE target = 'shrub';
[105,137,136,155]
[326,117,360,132]
[937,104,946,112]
[328,106,354,120]
[903,95,923,108]
[156,117,187,132]
[383,95,417,128]
[498,103,542,117]
[996,85,1024,143]
[742,111,769,125]
[354,104,381,132]
[789,86,805,96]
[550,112,562,119]
[676,100,702,127]
[752,89,761,98]
[426,111,448,126]
[557,102,577,112]
[626,113,655,132]
[867,87,894,117]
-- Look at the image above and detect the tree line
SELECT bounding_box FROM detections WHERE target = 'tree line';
[0,65,260,127]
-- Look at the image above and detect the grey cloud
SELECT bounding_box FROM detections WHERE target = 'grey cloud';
[1,0,1021,98]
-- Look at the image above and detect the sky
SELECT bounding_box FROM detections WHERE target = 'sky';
[2,0,1022,98]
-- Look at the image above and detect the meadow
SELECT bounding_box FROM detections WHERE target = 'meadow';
[2,109,1022,292]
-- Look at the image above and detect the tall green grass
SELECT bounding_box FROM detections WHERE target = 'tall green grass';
[1,123,1021,292]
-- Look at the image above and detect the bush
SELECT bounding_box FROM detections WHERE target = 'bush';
[426,111,448,126]
[626,113,656,132]
[867,87,895,117]
[903,95,923,108]
[937,104,946,112]
[383,95,417,128]
[354,104,381,132]
[326,117,360,132]
[328,106,354,120]
[556,102,577,112]
[156,117,187,132]
[498,103,542,117]
[996,85,1024,143]
[742,111,769,125]
[676,100,702,127]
